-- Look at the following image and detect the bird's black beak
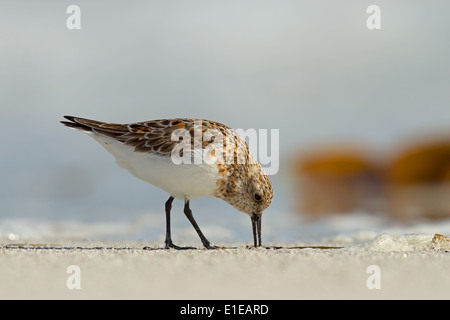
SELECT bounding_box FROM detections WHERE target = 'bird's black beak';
[251,214,262,247]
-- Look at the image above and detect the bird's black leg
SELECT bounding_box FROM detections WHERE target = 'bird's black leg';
[164,196,174,248]
[183,200,219,249]
[164,196,195,250]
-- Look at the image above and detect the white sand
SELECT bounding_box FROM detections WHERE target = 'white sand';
[1,235,449,300]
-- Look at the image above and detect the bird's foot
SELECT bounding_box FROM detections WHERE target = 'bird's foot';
[165,240,196,250]
[202,241,220,250]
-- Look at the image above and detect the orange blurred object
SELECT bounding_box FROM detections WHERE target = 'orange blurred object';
[293,145,383,217]
[385,141,450,220]
[387,142,450,184]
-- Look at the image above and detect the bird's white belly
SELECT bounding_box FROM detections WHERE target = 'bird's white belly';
[90,133,220,200]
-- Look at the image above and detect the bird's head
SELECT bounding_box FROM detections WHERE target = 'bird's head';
[217,163,273,247]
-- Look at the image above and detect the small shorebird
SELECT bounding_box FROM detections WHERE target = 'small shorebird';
[61,116,273,249]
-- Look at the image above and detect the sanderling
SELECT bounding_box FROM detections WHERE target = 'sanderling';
[61,116,273,249]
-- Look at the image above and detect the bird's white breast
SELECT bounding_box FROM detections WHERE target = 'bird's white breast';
[88,133,220,200]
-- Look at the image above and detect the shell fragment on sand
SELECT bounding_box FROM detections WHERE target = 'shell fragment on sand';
[432,233,450,252]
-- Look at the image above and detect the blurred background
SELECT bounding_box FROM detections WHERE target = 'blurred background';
[1,0,450,244]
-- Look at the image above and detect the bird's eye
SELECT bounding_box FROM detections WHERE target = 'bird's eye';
[253,192,262,201]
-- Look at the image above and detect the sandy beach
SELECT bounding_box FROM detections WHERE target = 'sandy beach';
[1,234,449,300]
